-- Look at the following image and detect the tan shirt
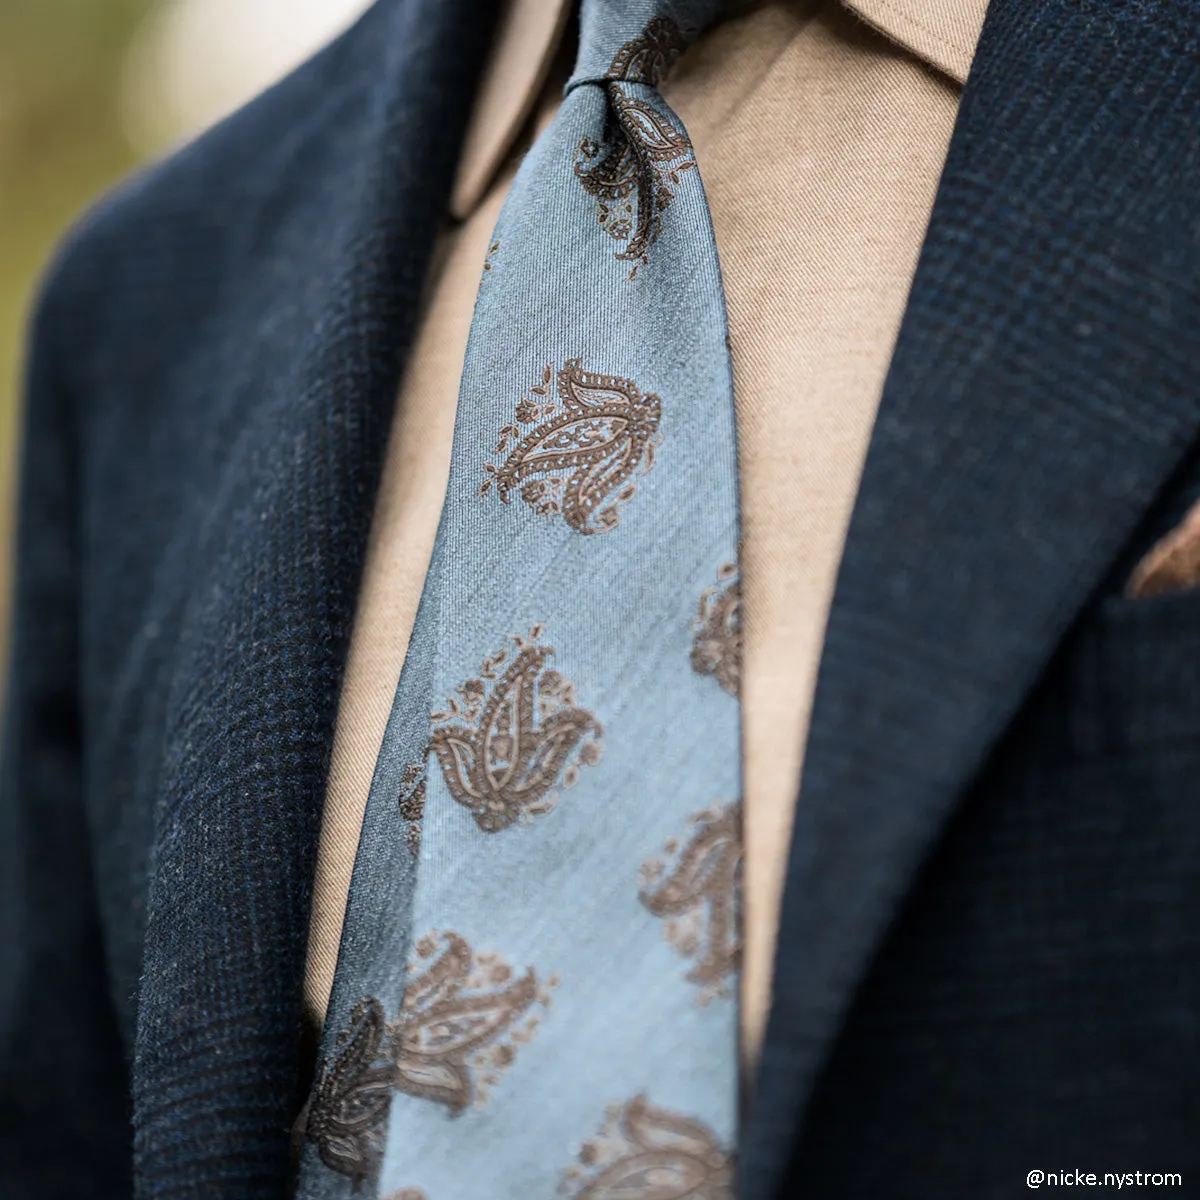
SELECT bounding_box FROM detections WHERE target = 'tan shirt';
[305,0,988,1064]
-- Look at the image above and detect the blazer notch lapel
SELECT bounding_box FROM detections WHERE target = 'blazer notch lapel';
[131,0,502,1191]
[746,1,1200,1192]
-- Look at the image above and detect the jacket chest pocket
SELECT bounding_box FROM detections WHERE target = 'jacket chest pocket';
[1040,586,1200,763]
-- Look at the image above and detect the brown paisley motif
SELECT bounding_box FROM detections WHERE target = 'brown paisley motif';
[605,15,691,85]
[397,761,427,857]
[382,1190,429,1200]
[392,930,558,1115]
[613,92,692,161]
[480,360,662,535]
[576,17,696,277]
[306,997,396,1185]
[429,627,603,832]
[559,1094,734,1198]
[639,801,743,1003]
[690,563,741,697]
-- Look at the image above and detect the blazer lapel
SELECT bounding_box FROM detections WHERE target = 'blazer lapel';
[131,0,498,1192]
[745,0,1200,1192]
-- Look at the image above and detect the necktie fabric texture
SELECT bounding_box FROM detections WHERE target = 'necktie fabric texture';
[296,4,743,1195]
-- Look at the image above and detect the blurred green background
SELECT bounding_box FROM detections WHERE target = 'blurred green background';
[0,0,370,661]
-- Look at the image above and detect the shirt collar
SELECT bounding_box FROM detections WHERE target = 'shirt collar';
[843,0,987,84]
[450,0,989,220]
[450,0,571,218]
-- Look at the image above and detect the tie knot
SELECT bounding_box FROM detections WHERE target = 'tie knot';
[567,0,728,92]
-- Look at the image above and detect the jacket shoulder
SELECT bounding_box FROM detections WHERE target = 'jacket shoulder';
[32,0,400,366]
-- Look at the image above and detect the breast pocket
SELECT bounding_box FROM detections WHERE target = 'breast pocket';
[1049,584,1200,762]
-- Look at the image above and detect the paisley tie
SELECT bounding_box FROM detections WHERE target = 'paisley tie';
[297,2,742,1196]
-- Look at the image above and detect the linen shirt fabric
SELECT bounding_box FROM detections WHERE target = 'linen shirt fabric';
[305,0,988,1064]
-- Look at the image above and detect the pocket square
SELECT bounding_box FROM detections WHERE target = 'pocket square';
[1127,498,1200,598]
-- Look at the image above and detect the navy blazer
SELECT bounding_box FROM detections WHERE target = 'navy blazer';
[2,0,1199,1196]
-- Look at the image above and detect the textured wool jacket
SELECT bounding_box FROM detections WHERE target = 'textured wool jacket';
[2,0,1199,1196]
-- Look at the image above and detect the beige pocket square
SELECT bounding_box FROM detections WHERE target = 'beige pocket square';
[1127,498,1200,598]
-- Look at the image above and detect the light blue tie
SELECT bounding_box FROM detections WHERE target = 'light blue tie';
[298,2,742,1195]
